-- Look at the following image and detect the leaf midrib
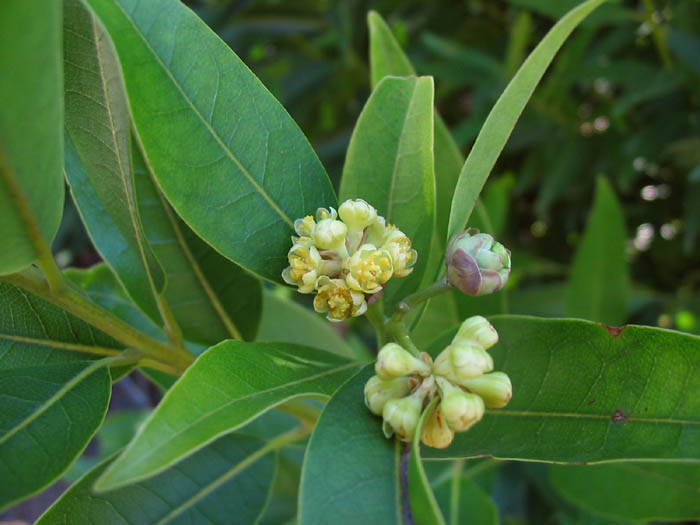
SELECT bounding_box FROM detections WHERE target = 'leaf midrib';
[486,409,699,425]
[113,0,293,228]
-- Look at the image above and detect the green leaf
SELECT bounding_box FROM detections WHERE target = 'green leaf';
[409,399,446,525]
[84,0,336,283]
[550,462,700,522]
[339,75,435,309]
[433,465,499,525]
[0,279,123,369]
[446,0,607,242]
[566,177,628,325]
[424,316,700,463]
[299,366,404,525]
[0,0,64,275]
[63,0,164,324]
[0,360,111,510]
[133,144,263,344]
[256,290,361,359]
[96,342,361,490]
[38,433,276,524]
[367,10,464,255]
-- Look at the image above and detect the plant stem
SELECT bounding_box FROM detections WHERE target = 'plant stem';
[642,0,673,70]
[1,268,194,373]
[0,144,64,293]
[391,320,421,357]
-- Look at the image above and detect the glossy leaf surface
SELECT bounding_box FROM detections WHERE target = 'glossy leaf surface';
[447,0,607,241]
[433,472,499,525]
[550,462,700,521]
[39,433,275,524]
[84,0,336,282]
[425,316,700,463]
[565,177,628,325]
[97,342,360,489]
[339,75,435,309]
[300,366,404,525]
[0,0,64,275]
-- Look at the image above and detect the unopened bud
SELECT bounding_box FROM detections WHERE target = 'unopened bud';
[433,342,493,381]
[376,343,431,379]
[382,388,425,441]
[453,315,498,350]
[313,219,348,252]
[338,199,378,232]
[460,371,512,408]
[445,229,511,296]
[437,377,485,432]
[421,404,455,449]
[364,375,412,416]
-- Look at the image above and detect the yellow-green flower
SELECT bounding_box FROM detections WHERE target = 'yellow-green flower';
[344,243,393,294]
[381,226,417,278]
[313,276,367,321]
[293,215,316,237]
[282,238,323,294]
[338,198,377,232]
[312,218,348,254]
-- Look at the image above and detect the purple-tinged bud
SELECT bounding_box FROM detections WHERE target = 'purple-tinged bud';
[445,229,511,296]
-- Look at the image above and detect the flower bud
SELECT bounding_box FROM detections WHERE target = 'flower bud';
[445,229,511,296]
[339,199,378,232]
[382,388,425,441]
[312,218,348,253]
[364,375,411,416]
[453,315,498,350]
[460,372,512,408]
[433,342,493,381]
[421,404,454,449]
[449,342,494,380]
[436,377,485,432]
[375,343,431,379]
[315,206,337,221]
[313,276,367,321]
[345,244,393,294]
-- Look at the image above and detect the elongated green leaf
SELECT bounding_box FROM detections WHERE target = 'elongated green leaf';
[257,290,359,359]
[300,366,404,525]
[63,0,165,325]
[425,316,700,463]
[367,11,464,254]
[447,0,607,241]
[0,360,111,510]
[339,75,435,309]
[550,462,700,522]
[409,400,446,525]
[133,144,263,344]
[565,177,628,325]
[97,342,361,489]
[0,0,64,275]
[39,433,276,524]
[84,0,336,282]
[433,468,498,525]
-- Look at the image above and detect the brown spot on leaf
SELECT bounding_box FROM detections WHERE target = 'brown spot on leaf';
[612,409,627,423]
[587,398,596,406]
[567,461,588,465]
[601,323,627,337]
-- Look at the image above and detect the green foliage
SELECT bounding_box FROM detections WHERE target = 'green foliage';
[2,0,700,522]
[339,75,435,309]
[0,0,64,275]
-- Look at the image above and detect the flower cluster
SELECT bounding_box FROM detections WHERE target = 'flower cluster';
[282,199,417,321]
[364,316,512,448]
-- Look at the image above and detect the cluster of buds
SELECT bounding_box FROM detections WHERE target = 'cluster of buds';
[282,199,417,321]
[364,316,512,448]
[445,228,511,296]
